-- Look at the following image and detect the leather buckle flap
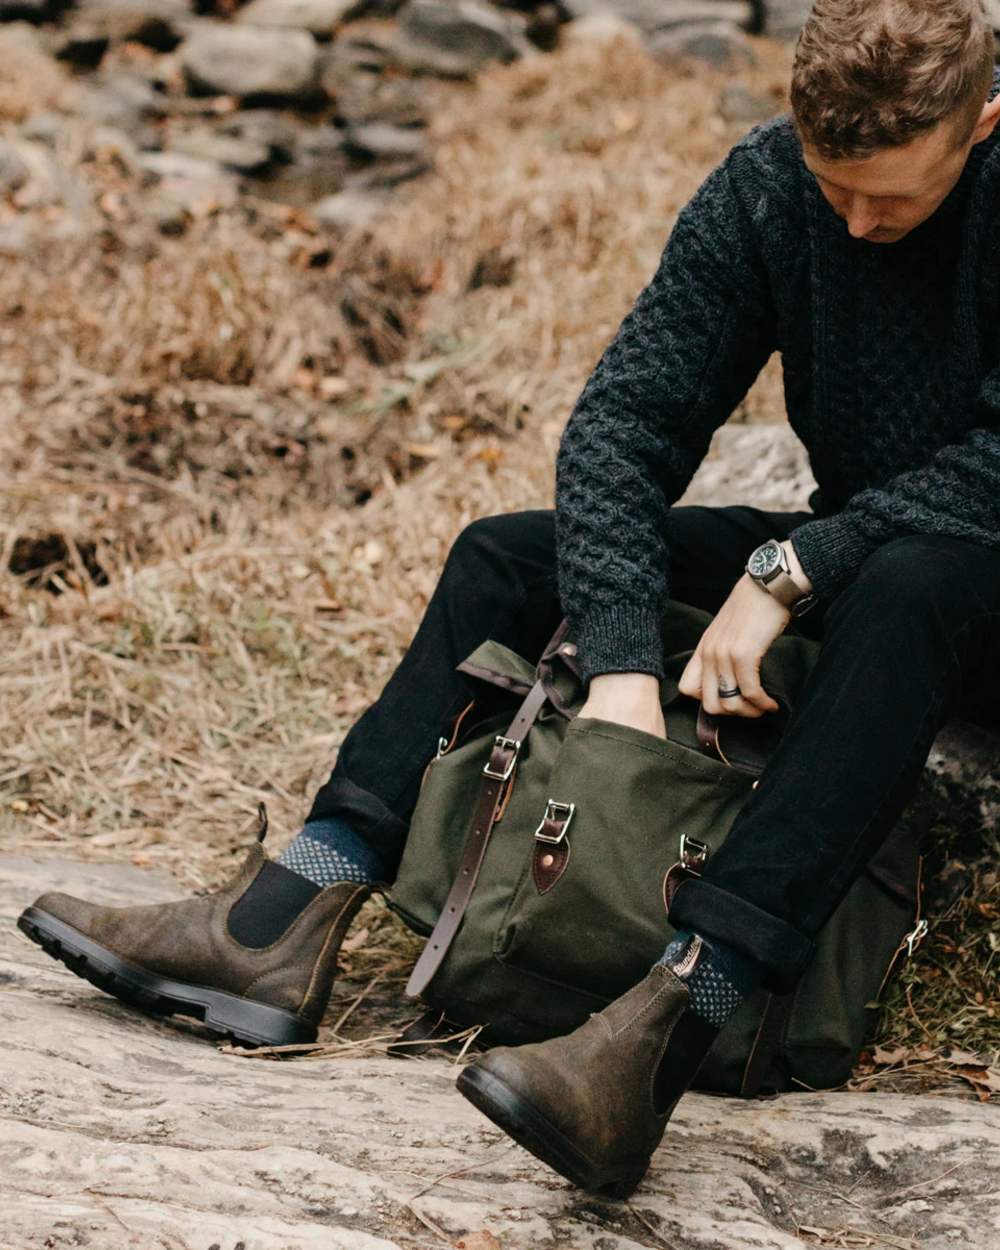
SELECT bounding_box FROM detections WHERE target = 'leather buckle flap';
[679,833,709,873]
[483,735,521,781]
[534,799,575,845]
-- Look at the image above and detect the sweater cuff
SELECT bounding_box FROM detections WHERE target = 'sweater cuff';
[571,603,665,685]
[789,513,877,601]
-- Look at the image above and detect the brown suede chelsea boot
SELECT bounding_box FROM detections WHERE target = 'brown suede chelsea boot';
[456,962,717,1197]
[17,816,370,1047]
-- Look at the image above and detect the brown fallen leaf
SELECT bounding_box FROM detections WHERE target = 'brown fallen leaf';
[952,1064,1000,1100]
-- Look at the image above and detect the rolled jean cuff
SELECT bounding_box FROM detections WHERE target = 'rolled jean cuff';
[668,878,815,994]
[306,774,410,881]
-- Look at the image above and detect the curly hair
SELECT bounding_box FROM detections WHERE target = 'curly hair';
[791,0,996,159]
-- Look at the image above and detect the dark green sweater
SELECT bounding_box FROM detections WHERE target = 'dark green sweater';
[555,105,1000,682]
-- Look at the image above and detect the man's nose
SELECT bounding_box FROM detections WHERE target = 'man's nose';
[845,195,879,238]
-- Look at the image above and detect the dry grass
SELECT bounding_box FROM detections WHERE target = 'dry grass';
[0,32,992,1087]
[0,34,792,875]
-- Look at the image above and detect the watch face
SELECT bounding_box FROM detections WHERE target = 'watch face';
[748,541,782,579]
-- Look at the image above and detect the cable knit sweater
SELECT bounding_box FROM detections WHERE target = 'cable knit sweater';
[555,98,1000,683]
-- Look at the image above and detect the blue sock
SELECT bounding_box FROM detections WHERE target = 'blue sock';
[278,817,384,887]
[659,929,762,1028]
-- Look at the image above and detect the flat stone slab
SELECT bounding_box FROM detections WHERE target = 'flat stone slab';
[2,854,999,1249]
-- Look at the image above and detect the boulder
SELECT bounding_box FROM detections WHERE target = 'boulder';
[2,852,1000,1250]
[395,0,528,73]
[681,422,816,513]
[237,0,356,36]
[169,126,274,173]
[218,110,300,164]
[650,19,756,68]
[343,120,425,160]
[137,152,240,211]
[70,0,192,49]
[313,186,388,229]
[78,71,164,129]
[138,149,226,181]
[562,0,753,38]
[180,24,321,101]
[320,50,426,123]
[561,11,644,48]
[762,0,811,39]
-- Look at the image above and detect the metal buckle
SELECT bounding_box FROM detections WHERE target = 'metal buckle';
[534,799,575,845]
[435,736,449,760]
[904,918,929,957]
[483,735,521,781]
[679,834,709,873]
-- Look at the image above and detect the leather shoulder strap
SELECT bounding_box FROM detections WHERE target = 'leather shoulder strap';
[405,679,549,999]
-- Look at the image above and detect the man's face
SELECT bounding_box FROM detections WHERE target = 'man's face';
[802,114,981,244]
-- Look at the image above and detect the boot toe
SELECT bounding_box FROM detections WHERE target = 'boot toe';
[464,1042,597,1152]
[30,891,104,939]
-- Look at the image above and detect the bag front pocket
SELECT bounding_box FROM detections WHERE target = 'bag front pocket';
[494,715,755,1000]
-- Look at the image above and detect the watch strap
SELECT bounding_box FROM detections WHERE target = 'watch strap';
[763,567,807,610]
[749,541,817,616]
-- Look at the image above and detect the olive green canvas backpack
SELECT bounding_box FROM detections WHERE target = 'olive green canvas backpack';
[388,602,925,1096]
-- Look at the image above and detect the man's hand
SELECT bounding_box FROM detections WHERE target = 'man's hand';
[679,575,787,717]
[578,672,667,739]
[679,540,813,717]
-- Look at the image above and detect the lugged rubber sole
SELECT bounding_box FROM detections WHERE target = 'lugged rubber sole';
[17,905,317,1048]
[456,1062,649,1198]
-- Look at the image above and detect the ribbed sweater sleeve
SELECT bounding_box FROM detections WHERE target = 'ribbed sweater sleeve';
[554,152,777,683]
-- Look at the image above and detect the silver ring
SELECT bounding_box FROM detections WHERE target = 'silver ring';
[718,681,741,700]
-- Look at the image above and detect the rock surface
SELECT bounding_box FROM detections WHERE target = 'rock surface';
[563,0,753,38]
[237,0,357,35]
[762,0,811,39]
[70,0,191,49]
[650,19,755,68]
[180,23,321,100]
[3,852,1000,1250]
[313,186,388,228]
[397,0,528,70]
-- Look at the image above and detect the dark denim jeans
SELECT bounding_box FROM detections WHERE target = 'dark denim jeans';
[307,507,1000,993]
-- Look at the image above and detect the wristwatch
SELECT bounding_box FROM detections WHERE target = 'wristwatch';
[746,540,818,617]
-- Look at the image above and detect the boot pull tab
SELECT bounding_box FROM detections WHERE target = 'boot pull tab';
[256,802,269,843]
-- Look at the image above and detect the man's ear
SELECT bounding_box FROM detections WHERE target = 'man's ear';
[971,94,1000,145]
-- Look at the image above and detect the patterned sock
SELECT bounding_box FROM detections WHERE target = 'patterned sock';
[277,817,384,888]
[659,929,762,1028]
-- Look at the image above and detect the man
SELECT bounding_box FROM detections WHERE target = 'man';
[18,0,1000,1198]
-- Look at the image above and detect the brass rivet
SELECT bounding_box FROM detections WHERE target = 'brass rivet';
[541,854,554,868]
